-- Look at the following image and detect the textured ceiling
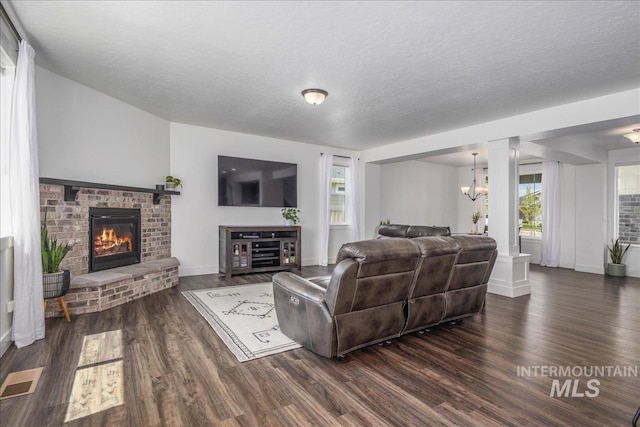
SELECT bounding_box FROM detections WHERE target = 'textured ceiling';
[8,1,640,150]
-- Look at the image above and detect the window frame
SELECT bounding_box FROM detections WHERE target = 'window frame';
[518,168,543,239]
[614,162,640,245]
[0,45,15,238]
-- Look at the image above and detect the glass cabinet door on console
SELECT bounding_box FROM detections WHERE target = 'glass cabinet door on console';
[282,241,296,265]
[231,243,250,269]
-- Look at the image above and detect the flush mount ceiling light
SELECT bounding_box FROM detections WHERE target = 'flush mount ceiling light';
[623,128,640,144]
[301,89,328,106]
[460,153,489,202]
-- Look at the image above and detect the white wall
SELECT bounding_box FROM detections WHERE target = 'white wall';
[36,67,170,187]
[379,161,459,230]
[575,163,607,274]
[170,123,358,276]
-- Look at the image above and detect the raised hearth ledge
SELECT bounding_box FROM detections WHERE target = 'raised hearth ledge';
[71,258,180,288]
[45,257,180,318]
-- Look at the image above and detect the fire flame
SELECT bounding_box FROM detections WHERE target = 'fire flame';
[94,227,133,256]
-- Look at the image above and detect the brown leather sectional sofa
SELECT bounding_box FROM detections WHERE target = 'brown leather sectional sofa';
[272,233,497,358]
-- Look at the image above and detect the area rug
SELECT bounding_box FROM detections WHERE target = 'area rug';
[182,282,301,362]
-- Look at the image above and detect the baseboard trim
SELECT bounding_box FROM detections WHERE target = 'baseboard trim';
[0,328,12,358]
[559,261,575,270]
[488,281,532,298]
[178,265,219,277]
[574,264,605,275]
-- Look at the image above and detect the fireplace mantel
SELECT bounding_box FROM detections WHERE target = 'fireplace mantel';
[39,177,180,204]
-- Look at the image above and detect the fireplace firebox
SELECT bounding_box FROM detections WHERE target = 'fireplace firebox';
[89,207,141,272]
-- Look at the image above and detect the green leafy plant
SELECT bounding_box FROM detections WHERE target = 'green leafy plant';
[607,238,631,264]
[165,175,182,188]
[379,219,391,225]
[281,208,300,224]
[41,211,71,273]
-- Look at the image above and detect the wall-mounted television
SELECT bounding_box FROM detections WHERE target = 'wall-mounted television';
[218,156,297,207]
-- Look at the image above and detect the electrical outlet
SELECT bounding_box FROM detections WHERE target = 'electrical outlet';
[7,300,14,313]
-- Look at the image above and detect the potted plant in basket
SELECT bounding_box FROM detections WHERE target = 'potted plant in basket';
[165,176,182,191]
[607,238,631,277]
[41,211,72,300]
[281,208,300,226]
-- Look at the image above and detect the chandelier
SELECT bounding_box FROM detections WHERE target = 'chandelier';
[623,128,640,144]
[460,153,488,201]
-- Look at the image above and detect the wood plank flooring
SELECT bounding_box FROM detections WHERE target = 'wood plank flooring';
[0,265,638,426]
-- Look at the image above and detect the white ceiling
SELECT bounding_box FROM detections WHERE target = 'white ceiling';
[419,119,640,167]
[6,1,640,153]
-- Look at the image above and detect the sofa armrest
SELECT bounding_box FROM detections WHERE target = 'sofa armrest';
[272,272,326,303]
[273,272,336,357]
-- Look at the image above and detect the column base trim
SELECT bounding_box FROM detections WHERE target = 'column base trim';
[488,253,531,298]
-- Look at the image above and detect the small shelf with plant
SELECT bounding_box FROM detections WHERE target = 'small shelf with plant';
[165,176,182,191]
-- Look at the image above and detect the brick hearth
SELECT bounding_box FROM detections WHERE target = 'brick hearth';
[40,182,179,318]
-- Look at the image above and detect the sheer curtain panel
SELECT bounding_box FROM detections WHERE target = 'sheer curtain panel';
[319,153,333,266]
[541,161,560,267]
[10,41,44,347]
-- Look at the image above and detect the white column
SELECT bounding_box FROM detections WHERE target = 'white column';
[487,138,531,297]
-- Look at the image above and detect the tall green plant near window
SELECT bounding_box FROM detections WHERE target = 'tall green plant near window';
[41,211,70,273]
[608,238,631,265]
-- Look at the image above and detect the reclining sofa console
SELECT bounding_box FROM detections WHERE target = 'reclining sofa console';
[272,225,496,358]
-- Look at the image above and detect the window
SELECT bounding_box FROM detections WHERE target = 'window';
[0,46,15,238]
[519,173,542,238]
[616,163,640,244]
[330,159,350,225]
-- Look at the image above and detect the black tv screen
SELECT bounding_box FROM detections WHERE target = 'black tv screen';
[218,156,297,207]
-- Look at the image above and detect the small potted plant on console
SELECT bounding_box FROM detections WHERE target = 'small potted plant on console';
[281,208,300,226]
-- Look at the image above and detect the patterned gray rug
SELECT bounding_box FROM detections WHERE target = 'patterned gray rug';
[182,282,301,362]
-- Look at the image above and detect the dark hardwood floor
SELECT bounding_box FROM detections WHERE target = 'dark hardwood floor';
[1,265,638,426]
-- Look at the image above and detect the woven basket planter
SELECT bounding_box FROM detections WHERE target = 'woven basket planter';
[43,270,71,299]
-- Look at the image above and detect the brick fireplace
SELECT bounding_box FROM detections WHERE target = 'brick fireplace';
[40,179,179,317]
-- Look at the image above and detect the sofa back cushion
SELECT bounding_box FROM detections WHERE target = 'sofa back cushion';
[376,224,410,238]
[408,237,460,298]
[406,225,451,237]
[327,239,420,316]
[448,235,497,291]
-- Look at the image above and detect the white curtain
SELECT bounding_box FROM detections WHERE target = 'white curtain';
[10,41,44,348]
[348,156,360,241]
[319,153,333,266]
[541,161,560,267]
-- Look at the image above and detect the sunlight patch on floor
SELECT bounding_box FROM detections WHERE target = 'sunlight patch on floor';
[65,329,124,422]
[78,330,123,367]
